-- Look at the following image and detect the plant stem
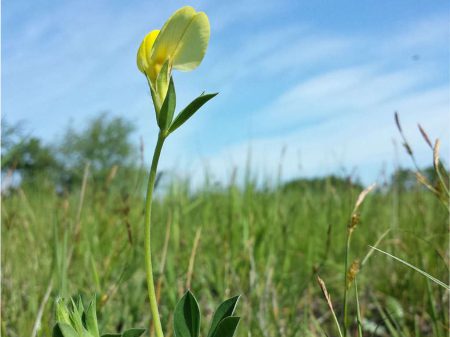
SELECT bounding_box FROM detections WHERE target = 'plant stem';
[354,277,363,337]
[343,229,352,337]
[144,130,166,337]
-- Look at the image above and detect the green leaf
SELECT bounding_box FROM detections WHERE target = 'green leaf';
[168,93,218,134]
[53,324,65,337]
[75,296,85,315]
[101,334,121,337]
[150,85,160,117]
[173,290,201,337]
[211,317,240,337]
[84,296,100,337]
[53,323,79,337]
[207,296,240,337]
[369,245,450,290]
[122,328,146,337]
[158,76,176,130]
[56,298,71,325]
[69,298,85,334]
[155,60,170,112]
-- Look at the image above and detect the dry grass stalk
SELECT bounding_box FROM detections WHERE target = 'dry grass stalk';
[105,165,118,186]
[186,227,202,289]
[317,276,344,337]
[352,183,376,215]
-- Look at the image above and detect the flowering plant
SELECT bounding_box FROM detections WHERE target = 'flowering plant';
[52,6,240,337]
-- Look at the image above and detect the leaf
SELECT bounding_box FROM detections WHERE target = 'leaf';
[173,290,201,337]
[75,295,85,315]
[84,296,100,337]
[168,93,218,134]
[155,60,170,111]
[53,323,79,337]
[55,298,71,325]
[207,296,240,337]
[158,76,176,130]
[69,298,85,334]
[211,317,240,337]
[101,334,121,337]
[53,324,65,337]
[122,328,146,337]
[369,246,450,290]
[150,85,160,118]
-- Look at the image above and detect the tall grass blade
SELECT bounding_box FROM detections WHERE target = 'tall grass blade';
[369,246,450,290]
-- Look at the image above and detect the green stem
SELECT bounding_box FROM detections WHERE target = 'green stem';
[354,277,363,337]
[343,229,352,337]
[144,130,166,337]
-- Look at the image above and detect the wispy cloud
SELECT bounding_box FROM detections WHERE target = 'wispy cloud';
[167,12,449,185]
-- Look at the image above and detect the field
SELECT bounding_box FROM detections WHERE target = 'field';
[3,1,449,336]
[2,165,448,336]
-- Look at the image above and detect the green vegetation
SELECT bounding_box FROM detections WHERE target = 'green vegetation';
[2,113,448,336]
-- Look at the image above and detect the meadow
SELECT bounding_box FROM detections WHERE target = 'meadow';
[2,5,448,336]
[2,159,448,336]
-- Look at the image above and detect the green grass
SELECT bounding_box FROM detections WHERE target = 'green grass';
[2,170,448,337]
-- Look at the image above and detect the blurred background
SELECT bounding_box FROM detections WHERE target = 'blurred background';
[2,1,449,337]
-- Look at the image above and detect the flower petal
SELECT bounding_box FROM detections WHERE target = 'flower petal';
[150,6,197,66]
[137,30,160,74]
[172,12,210,71]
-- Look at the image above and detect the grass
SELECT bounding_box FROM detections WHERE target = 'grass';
[2,167,449,337]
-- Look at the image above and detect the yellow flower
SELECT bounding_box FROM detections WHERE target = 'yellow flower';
[137,6,210,111]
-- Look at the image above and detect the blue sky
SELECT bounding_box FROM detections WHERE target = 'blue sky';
[2,0,449,185]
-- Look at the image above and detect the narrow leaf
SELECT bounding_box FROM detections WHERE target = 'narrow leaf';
[69,298,85,334]
[84,296,100,337]
[211,317,240,337]
[168,93,218,134]
[55,298,71,325]
[173,290,201,337]
[76,296,85,315]
[54,323,79,337]
[207,296,240,337]
[122,328,146,337]
[101,334,121,337]
[158,76,176,130]
[369,246,450,290]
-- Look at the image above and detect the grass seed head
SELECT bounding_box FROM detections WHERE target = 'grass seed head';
[433,139,440,170]
[418,124,433,149]
[348,213,360,234]
[346,259,360,289]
